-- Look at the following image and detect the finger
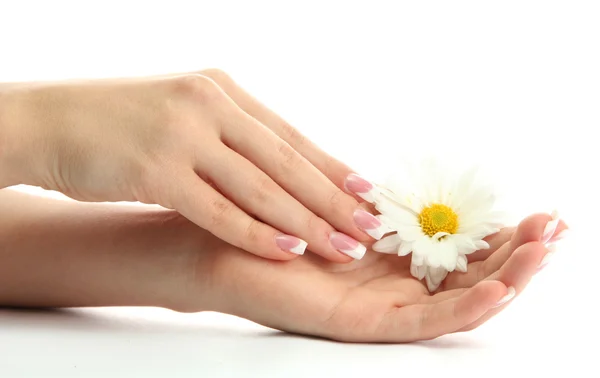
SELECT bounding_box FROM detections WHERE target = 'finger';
[202,147,359,263]
[199,69,366,199]
[458,241,549,332]
[220,108,380,244]
[441,212,568,290]
[168,170,305,260]
[375,280,509,342]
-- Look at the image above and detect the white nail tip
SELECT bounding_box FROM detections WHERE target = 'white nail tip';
[494,286,516,308]
[539,244,557,267]
[541,218,560,244]
[338,243,367,260]
[539,251,554,268]
[548,228,570,243]
[289,240,308,255]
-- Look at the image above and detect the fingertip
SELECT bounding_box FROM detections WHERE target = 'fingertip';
[516,212,553,231]
[461,280,509,315]
[511,241,547,265]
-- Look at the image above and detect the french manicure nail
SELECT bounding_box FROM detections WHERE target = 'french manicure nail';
[493,286,516,308]
[537,244,556,272]
[344,174,377,203]
[275,234,307,255]
[548,228,569,244]
[329,232,367,259]
[353,209,388,240]
[541,210,560,244]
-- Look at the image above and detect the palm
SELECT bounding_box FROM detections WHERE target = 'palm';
[207,212,563,342]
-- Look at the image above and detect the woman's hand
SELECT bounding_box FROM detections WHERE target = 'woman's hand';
[189,212,567,342]
[0,190,567,342]
[0,70,380,262]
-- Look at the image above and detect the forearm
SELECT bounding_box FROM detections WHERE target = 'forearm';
[0,82,56,189]
[0,189,209,310]
[0,84,30,188]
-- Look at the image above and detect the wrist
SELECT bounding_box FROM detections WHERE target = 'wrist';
[0,85,39,188]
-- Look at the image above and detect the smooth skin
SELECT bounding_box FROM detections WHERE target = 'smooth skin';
[0,70,372,263]
[0,189,567,342]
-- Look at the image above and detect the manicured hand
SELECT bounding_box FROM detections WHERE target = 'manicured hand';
[189,212,567,342]
[1,70,383,262]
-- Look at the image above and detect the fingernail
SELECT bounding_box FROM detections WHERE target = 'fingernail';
[493,286,516,308]
[353,209,388,240]
[329,232,366,259]
[537,244,556,272]
[541,210,560,244]
[275,234,307,255]
[344,174,377,203]
[548,228,569,244]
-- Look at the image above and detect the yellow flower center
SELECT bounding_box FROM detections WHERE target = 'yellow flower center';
[418,204,459,237]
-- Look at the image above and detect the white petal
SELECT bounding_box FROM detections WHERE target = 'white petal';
[397,226,426,242]
[372,234,401,253]
[449,166,479,209]
[451,234,478,255]
[439,242,458,271]
[432,231,450,241]
[426,275,440,292]
[398,242,413,256]
[456,255,468,272]
[425,245,442,268]
[461,225,498,240]
[411,253,424,266]
[429,266,449,285]
[377,208,418,228]
[414,238,441,268]
[376,187,421,216]
[425,267,448,292]
[458,187,495,216]
[410,264,427,280]
[410,263,418,278]
[474,240,490,250]
[416,264,427,279]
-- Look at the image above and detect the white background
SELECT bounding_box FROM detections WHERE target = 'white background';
[0,1,598,376]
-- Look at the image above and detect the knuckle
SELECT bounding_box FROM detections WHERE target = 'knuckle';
[276,141,302,171]
[321,154,337,179]
[329,189,346,206]
[207,199,232,227]
[476,262,488,282]
[328,189,357,214]
[171,74,222,104]
[243,219,262,245]
[250,176,276,205]
[200,68,234,88]
[280,122,307,146]
[307,213,329,236]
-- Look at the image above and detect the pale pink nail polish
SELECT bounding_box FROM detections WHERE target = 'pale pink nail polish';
[493,286,516,308]
[344,174,377,203]
[541,210,560,244]
[548,228,569,244]
[536,244,556,273]
[353,209,388,240]
[275,234,307,255]
[330,232,366,259]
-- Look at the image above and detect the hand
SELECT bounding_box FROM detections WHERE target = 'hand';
[187,212,567,342]
[1,70,379,262]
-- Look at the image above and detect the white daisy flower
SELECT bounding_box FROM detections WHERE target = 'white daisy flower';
[368,160,506,292]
